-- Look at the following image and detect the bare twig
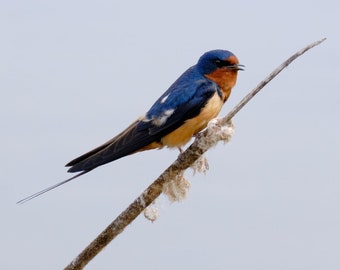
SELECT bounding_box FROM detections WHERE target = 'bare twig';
[64,38,326,270]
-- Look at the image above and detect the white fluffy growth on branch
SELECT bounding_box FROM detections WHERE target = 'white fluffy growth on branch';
[144,119,234,221]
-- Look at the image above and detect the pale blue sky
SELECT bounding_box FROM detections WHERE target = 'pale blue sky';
[1,0,339,269]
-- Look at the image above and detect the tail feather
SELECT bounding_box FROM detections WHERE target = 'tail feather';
[17,119,161,204]
[16,170,90,204]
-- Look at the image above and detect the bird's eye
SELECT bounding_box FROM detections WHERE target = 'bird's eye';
[214,59,223,67]
[214,59,231,68]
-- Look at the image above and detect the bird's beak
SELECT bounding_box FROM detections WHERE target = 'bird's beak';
[230,64,245,71]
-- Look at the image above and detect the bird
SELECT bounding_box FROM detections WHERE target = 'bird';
[17,49,243,204]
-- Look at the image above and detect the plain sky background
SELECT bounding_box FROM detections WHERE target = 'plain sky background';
[1,0,339,269]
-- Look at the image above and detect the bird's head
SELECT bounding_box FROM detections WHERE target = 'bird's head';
[197,49,244,75]
[197,50,244,102]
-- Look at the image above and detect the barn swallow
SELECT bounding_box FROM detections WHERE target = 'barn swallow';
[18,49,243,203]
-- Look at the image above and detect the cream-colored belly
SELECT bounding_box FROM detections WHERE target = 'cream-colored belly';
[161,92,223,147]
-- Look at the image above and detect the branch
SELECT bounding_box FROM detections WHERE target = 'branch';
[64,38,326,270]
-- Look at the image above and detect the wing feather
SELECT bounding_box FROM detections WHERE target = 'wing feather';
[66,71,219,173]
[66,119,158,172]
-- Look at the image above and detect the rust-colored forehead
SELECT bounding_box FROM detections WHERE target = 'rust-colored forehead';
[225,55,239,65]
